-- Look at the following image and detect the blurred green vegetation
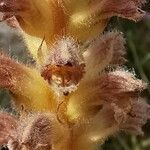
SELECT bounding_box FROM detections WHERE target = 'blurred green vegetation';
[0,4,150,150]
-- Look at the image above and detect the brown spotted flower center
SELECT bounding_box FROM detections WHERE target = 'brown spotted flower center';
[41,63,85,88]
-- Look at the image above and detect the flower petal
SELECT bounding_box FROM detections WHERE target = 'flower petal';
[40,37,85,94]
[0,0,29,14]
[18,113,71,150]
[120,98,150,135]
[0,0,107,44]
[70,104,119,149]
[72,98,150,146]
[0,112,18,145]
[67,70,147,121]
[91,0,146,22]
[0,0,65,40]
[83,31,126,80]
[67,69,149,144]
[0,54,57,111]
[0,0,146,47]
[20,113,53,150]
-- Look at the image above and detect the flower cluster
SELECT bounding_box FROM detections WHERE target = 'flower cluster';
[0,0,149,150]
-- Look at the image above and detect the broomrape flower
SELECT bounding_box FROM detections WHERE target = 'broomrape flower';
[0,0,147,60]
[0,31,150,149]
[0,0,149,150]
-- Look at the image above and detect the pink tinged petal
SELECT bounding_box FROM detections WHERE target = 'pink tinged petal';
[91,0,146,22]
[67,69,146,121]
[97,70,147,113]
[132,0,147,7]
[98,70,146,96]
[120,99,150,135]
[96,70,147,111]
[20,113,53,150]
[7,140,20,150]
[0,54,57,112]
[75,104,119,146]
[19,113,70,150]
[42,37,84,67]
[79,98,149,144]
[0,112,18,145]
[4,16,20,28]
[83,31,126,80]
[0,0,30,13]
[112,103,128,124]
[0,54,22,90]
[0,0,30,27]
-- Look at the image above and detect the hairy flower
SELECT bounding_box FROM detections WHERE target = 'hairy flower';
[0,0,146,60]
[0,54,57,112]
[0,30,149,150]
[40,37,85,94]
[0,112,18,145]
[0,0,149,150]
[0,113,54,150]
